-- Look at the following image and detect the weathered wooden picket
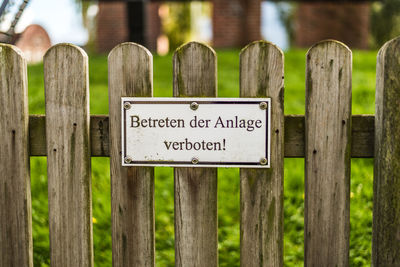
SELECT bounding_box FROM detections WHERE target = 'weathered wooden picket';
[1,38,399,267]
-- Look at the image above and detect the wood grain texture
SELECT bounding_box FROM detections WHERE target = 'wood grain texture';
[373,37,400,267]
[0,44,32,267]
[239,41,284,267]
[304,40,352,267]
[28,114,374,158]
[173,42,218,267]
[349,115,374,158]
[44,44,93,267]
[108,43,155,267]
[284,115,374,158]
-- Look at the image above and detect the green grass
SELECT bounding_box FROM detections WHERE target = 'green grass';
[28,48,377,266]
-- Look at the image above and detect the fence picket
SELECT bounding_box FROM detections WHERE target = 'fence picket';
[305,40,352,266]
[3,39,400,266]
[108,43,155,267]
[26,114,374,158]
[373,37,400,266]
[0,44,32,267]
[173,42,218,266]
[44,44,93,266]
[239,41,284,266]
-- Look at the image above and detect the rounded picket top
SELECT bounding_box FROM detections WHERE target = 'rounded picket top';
[305,39,352,97]
[0,43,25,60]
[377,36,400,64]
[108,42,152,62]
[378,35,400,50]
[375,36,400,98]
[239,40,284,97]
[0,43,26,71]
[240,40,283,58]
[108,42,153,97]
[174,41,216,57]
[173,41,217,96]
[306,39,351,57]
[44,43,88,62]
[44,43,89,104]
[0,43,28,105]
[0,43,28,116]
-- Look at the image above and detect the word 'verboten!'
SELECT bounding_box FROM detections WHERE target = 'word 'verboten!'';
[164,138,226,151]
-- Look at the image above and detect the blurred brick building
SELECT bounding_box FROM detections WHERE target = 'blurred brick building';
[295,2,370,49]
[212,0,261,48]
[97,2,161,52]
[96,0,261,53]
[96,1,370,53]
[14,24,52,63]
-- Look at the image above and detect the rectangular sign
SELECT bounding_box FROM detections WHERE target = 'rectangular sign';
[121,98,271,168]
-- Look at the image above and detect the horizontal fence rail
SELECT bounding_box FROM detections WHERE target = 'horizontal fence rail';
[27,114,374,157]
[1,38,400,267]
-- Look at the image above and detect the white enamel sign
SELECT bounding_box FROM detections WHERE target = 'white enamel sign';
[121,98,271,168]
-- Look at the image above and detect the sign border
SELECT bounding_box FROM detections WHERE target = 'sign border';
[121,97,271,168]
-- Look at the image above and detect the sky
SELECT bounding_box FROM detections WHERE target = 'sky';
[1,0,288,49]
[2,0,89,44]
[262,2,288,49]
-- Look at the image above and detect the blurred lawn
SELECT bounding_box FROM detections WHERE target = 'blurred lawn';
[28,48,376,266]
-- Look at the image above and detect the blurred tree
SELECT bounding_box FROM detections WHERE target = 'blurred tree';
[82,2,97,51]
[0,0,13,24]
[0,0,29,43]
[370,0,400,48]
[73,0,95,51]
[160,2,191,50]
[276,2,297,48]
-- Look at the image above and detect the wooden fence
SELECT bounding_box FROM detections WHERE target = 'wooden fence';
[1,38,399,267]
